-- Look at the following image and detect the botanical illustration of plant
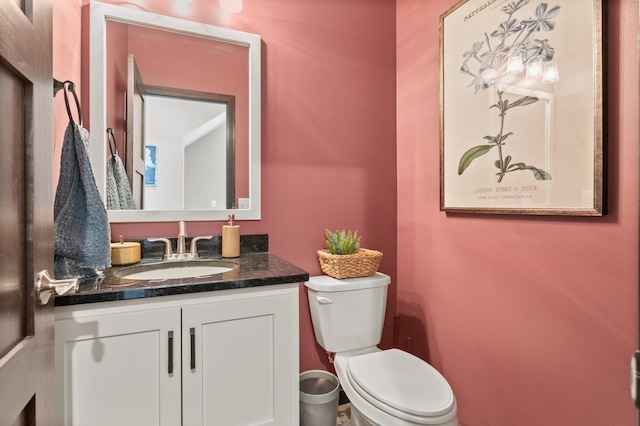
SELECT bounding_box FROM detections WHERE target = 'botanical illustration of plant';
[457,0,559,183]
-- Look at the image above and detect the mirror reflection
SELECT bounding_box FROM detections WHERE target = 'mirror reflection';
[90,2,261,222]
[106,20,247,211]
[142,89,236,211]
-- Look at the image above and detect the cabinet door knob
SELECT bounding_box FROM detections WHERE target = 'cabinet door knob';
[36,270,78,305]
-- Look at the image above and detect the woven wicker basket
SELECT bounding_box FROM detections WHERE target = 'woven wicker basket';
[317,248,383,279]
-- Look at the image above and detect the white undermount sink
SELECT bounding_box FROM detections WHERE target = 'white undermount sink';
[115,260,239,281]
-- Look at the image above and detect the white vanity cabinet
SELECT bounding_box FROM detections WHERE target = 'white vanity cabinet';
[55,284,299,426]
[54,304,182,425]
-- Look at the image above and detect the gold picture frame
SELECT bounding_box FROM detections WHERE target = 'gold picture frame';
[439,0,603,215]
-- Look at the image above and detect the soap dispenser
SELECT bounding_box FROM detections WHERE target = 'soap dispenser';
[222,214,240,258]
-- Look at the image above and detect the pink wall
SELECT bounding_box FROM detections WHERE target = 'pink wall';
[105,18,128,158]
[397,1,639,425]
[56,0,398,373]
[53,0,84,185]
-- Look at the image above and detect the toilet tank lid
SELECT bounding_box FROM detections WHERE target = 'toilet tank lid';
[305,273,390,292]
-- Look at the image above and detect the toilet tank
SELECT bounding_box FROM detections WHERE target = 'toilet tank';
[305,273,391,353]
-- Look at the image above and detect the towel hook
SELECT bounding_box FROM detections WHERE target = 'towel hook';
[53,78,65,97]
[55,79,82,125]
[106,128,117,157]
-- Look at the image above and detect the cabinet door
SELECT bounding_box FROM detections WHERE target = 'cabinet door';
[55,306,181,426]
[182,290,297,426]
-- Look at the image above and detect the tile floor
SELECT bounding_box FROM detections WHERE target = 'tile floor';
[336,403,351,425]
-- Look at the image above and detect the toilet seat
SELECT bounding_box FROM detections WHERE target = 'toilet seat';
[346,349,456,424]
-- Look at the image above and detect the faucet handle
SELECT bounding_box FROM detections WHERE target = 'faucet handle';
[178,221,187,236]
[148,238,173,260]
[189,236,213,258]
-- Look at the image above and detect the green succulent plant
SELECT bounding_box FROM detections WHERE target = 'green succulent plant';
[324,229,360,255]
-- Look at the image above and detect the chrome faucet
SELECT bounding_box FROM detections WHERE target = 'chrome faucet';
[148,221,213,261]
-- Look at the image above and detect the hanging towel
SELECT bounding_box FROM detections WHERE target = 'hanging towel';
[54,121,111,279]
[107,154,136,210]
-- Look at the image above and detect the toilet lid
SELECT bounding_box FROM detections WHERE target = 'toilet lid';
[347,349,455,419]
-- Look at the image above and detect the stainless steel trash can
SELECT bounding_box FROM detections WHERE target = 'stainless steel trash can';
[300,370,340,426]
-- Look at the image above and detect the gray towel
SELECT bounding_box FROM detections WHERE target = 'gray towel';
[106,154,136,210]
[54,121,111,278]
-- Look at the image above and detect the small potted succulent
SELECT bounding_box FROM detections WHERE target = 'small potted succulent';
[317,229,383,279]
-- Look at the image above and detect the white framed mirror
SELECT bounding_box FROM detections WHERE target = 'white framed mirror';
[89,1,261,222]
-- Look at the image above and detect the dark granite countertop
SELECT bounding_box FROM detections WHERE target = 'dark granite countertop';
[55,252,309,306]
[54,235,309,306]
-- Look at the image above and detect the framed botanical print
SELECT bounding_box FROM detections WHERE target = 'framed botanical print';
[440,0,603,215]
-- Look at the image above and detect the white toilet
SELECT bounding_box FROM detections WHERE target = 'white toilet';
[305,273,458,426]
